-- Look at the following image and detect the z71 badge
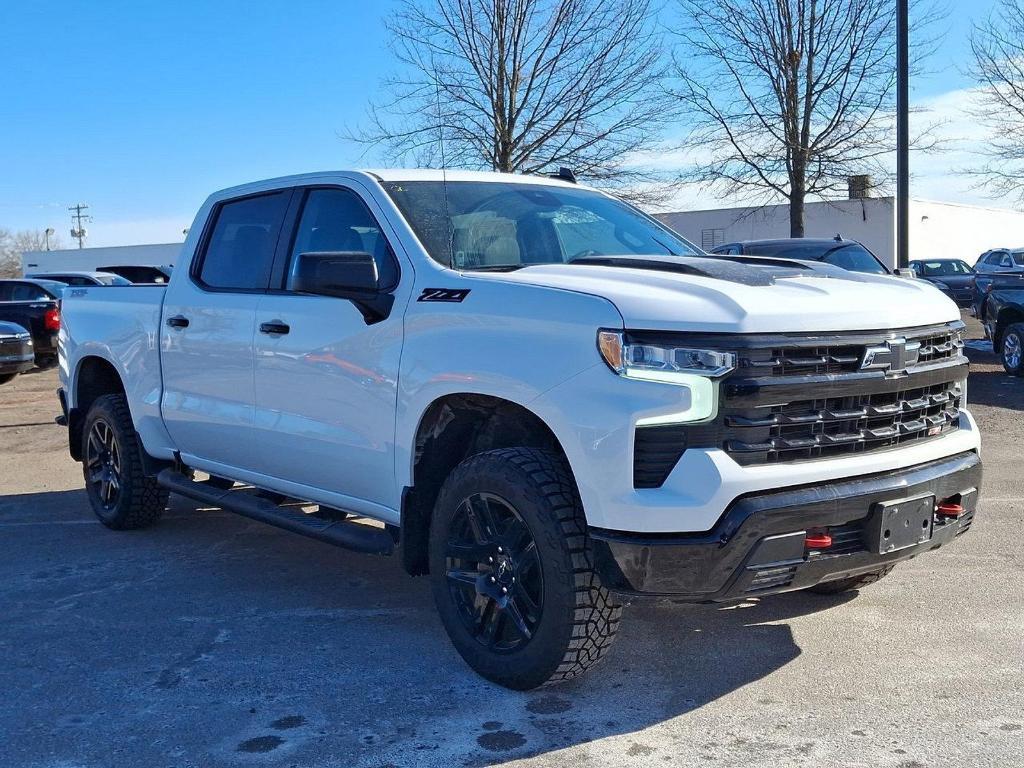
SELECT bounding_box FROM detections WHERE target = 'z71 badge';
[418,288,470,303]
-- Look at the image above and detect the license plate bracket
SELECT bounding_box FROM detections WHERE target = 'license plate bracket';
[867,494,935,555]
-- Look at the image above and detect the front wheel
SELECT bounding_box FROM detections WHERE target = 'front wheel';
[1001,322,1024,376]
[429,448,621,689]
[82,394,168,529]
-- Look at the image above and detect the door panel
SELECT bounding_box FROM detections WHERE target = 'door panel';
[160,190,290,472]
[251,186,408,510]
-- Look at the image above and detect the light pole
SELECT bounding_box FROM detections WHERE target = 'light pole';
[896,0,909,269]
[44,228,55,251]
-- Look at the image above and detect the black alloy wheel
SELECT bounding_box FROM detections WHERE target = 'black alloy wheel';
[444,492,544,652]
[86,418,123,511]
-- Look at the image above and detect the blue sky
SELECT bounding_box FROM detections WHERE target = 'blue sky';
[0,0,1004,246]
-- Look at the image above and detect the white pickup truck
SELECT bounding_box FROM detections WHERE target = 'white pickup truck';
[58,170,981,689]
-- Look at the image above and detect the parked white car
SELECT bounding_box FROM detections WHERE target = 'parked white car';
[56,170,981,689]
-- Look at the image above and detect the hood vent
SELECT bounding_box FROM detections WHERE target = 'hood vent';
[567,254,829,287]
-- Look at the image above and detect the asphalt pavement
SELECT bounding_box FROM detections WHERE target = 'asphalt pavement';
[1,314,1021,768]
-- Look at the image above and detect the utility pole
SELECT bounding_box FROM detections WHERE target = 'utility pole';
[896,0,909,269]
[69,203,91,249]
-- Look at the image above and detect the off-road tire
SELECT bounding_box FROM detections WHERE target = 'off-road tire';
[1000,322,1024,376]
[806,564,895,595]
[0,373,17,385]
[428,447,622,690]
[82,393,168,529]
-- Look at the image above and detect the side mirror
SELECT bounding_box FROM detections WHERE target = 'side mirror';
[893,267,916,278]
[291,251,380,297]
[289,251,394,325]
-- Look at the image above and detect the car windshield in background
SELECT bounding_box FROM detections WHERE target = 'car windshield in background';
[742,241,888,274]
[917,260,972,277]
[94,274,132,286]
[382,181,699,269]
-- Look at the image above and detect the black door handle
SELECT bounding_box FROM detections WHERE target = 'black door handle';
[166,315,190,328]
[259,321,290,335]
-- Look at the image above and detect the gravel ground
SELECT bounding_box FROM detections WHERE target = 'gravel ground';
[0,313,1021,768]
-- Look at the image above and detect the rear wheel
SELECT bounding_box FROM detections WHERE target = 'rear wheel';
[82,393,168,529]
[1001,322,1024,376]
[806,565,894,595]
[428,448,621,690]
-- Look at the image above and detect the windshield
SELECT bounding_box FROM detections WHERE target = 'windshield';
[916,260,972,277]
[382,181,699,269]
[94,274,132,286]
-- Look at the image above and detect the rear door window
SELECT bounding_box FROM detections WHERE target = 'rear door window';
[197,192,290,291]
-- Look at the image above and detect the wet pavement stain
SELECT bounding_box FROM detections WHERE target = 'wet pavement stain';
[270,715,306,730]
[481,721,502,731]
[526,695,572,715]
[476,730,527,752]
[237,735,284,753]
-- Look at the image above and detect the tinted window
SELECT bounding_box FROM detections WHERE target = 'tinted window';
[917,260,972,277]
[198,192,290,290]
[0,284,12,301]
[10,283,54,301]
[383,181,697,269]
[287,188,399,289]
[822,245,888,274]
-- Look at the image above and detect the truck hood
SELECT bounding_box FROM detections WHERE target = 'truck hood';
[466,255,959,333]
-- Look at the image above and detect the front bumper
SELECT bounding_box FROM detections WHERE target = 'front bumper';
[590,450,981,599]
[0,346,35,375]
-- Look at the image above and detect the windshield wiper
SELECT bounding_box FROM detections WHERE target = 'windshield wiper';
[458,264,527,272]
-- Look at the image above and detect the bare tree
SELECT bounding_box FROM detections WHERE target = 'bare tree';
[671,0,909,237]
[0,228,62,278]
[968,0,1024,204]
[353,0,676,199]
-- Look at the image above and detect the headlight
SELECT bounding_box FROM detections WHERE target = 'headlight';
[597,330,736,380]
[597,330,736,424]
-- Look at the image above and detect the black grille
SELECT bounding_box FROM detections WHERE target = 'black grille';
[724,379,962,465]
[634,425,688,488]
[740,344,863,377]
[729,322,965,379]
[628,322,967,486]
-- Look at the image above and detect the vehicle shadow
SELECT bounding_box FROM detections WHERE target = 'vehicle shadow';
[1,489,855,767]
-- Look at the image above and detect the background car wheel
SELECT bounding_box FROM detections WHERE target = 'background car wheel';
[0,373,17,385]
[429,447,621,690]
[35,355,57,370]
[806,565,894,595]
[1001,322,1024,376]
[82,393,168,529]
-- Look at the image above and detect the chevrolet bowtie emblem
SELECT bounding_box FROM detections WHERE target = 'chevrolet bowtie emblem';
[860,338,921,375]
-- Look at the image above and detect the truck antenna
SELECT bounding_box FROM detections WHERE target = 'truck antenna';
[433,72,455,270]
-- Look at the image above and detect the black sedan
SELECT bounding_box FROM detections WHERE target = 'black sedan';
[0,321,35,385]
[908,259,975,308]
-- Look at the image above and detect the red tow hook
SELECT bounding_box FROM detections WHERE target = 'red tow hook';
[936,502,965,518]
[805,531,833,549]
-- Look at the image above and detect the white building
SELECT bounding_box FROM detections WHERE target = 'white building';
[21,242,182,275]
[657,197,1024,269]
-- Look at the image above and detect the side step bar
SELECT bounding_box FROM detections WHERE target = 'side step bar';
[156,469,394,555]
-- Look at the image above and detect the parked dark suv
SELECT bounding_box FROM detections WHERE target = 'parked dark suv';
[0,279,66,368]
[972,248,1024,317]
[711,237,889,274]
